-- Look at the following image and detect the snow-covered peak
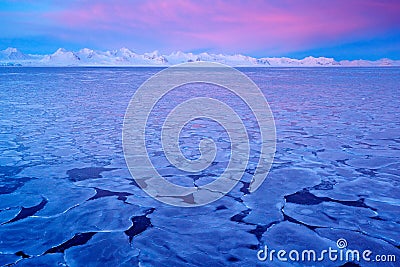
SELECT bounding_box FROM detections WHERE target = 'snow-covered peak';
[3,47,18,53]
[260,56,340,67]
[144,50,168,63]
[166,51,199,64]
[169,51,192,57]
[115,47,136,59]
[0,47,30,60]
[54,48,69,54]
[119,47,133,53]
[41,48,80,65]
[76,48,97,60]
[300,56,339,66]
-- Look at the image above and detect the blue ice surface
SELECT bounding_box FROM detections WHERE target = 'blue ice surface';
[0,67,399,266]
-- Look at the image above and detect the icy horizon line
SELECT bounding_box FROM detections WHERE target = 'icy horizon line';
[1,47,400,67]
[3,46,399,61]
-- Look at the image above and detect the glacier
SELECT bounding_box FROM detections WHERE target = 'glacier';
[1,47,399,67]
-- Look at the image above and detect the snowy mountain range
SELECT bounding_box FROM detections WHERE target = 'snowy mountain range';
[1,47,399,67]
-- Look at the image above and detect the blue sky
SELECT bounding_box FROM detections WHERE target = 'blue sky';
[0,0,399,59]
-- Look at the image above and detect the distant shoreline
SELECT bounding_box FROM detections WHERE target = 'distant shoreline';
[1,65,400,68]
[1,47,399,67]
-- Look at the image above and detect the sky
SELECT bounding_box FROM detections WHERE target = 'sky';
[0,0,399,60]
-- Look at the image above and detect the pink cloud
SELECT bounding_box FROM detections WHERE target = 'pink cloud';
[43,0,400,54]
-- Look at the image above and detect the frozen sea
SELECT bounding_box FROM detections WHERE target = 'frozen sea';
[0,67,399,266]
